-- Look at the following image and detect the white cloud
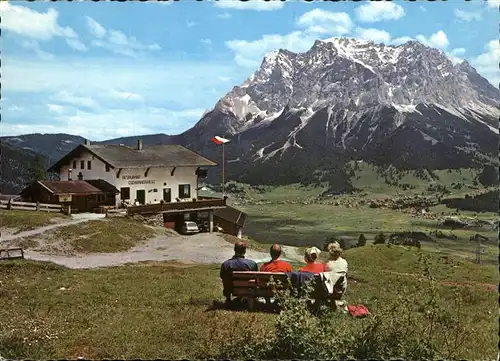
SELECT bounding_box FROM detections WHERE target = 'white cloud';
[66,38,88,52]
[420,5,427,12]
[391,36,414,45]
[355,1,405,23]
[2,107,206,141]
[201,38,213,45]
[226,31,316,68]
[109,90,144,102]
[354,28,392,44]
[297,9,353,36]
[226,9,355,68]
[447,48,467,64]
[1,2,86,53]
[56,91,100,109]
[454,9,482,21]
[217,12,232,19]
[47,104,65,114]
[19,40,55,60]
[7,105,26,113]
[485,0,500,8]
[214,0,285,11]
[86,16,107,38]
[2,55,242,137]
[416,30,449,50]
[186,21,197,27]
[471,39,500,87]
[86,17,161,57]
[0,2,75,40]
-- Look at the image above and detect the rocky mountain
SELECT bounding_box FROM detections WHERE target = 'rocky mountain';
[181,38,498,188]
[2,38,498,193]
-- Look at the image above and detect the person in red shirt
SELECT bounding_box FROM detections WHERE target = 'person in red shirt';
[299,247,325,273]
[260,244,293,272]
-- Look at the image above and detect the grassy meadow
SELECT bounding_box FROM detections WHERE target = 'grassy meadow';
[1,165,497,359]
[0,245,497,360]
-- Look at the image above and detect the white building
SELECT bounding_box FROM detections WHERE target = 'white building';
[48,139,217,207]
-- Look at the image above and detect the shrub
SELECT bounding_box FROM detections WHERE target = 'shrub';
[357,234,367,247]
[216,253,473,360]
[373,232,386,245]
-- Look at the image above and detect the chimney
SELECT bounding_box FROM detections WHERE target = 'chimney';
[137,139,143,151]
[84,139,90,146]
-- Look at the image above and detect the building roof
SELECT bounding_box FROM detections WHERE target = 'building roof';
[85,179,120,194]
[214,205,248,228]
[21,180,119,196]
[48,143,217,172]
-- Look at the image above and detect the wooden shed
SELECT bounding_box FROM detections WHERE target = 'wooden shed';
[213,205,248,239]
[19,180,119,213]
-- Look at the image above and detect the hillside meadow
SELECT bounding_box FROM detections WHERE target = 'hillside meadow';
[0,245,497,360]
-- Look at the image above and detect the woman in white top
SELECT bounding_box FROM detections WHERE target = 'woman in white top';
[325,241,348,274]
[322,241,348,297]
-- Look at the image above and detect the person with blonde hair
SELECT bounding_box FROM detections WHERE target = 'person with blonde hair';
[299,246,325,273]
[325,241,348,274]
[321,241,348,299]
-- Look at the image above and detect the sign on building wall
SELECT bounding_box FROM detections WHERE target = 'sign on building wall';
[59,194,72,202]
[122,175,156,185]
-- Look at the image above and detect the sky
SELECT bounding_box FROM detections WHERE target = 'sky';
[2,0,499,141]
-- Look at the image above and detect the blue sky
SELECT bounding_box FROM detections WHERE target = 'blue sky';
[2,0,499,140]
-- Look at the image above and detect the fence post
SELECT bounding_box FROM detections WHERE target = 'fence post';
[36,201,40,212]
[66,205,71,216]
[7,198,12,210]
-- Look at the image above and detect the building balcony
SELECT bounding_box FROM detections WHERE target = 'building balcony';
[126,197,227,216]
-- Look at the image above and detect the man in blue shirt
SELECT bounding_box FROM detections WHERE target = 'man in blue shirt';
[220,241,258,305]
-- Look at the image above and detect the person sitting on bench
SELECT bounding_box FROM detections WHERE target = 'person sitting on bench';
[220,241,258,305]
[299,247,325,273]
[260,244,293,272]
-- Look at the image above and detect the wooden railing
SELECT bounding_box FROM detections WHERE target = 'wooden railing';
[127,198,227,215]
[0,200,62,213]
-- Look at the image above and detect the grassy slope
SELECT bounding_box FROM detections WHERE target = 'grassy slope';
[0,210,70,234]
[6,218,158,254]
[0,245,497,360]
[49,218,157,253]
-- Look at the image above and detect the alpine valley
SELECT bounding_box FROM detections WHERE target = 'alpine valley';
[2,38,499,194]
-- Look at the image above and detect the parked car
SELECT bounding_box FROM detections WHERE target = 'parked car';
[180,221,200,235]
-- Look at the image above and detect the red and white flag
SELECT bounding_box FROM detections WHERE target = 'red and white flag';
[211,136,230,145]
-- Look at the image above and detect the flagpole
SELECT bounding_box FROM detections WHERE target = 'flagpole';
[222,142,225,197]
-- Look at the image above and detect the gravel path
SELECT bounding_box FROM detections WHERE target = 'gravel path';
[23,232,282,269]
[2,212,302,269]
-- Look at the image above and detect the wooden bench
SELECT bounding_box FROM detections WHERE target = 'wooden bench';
[231,271,346,311]
[0,248,24,261]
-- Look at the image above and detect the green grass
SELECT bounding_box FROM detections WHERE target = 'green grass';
[240,203,498,265]
[0,210,70,234]
[44,218,157,254]
[0,245,497,359]
[54,218,155,253]
[349,163,482,198]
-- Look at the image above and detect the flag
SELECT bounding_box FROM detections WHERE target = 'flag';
[211,136,230,145]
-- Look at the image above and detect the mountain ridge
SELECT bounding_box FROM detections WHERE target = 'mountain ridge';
[2,38,498,192]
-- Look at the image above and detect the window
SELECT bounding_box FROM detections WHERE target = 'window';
[72,160,77,169]
[80,160,85,169]
[120,187,130,200]
[87,161,92,170]
[178,184,191,199]
[105,164,111,172]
